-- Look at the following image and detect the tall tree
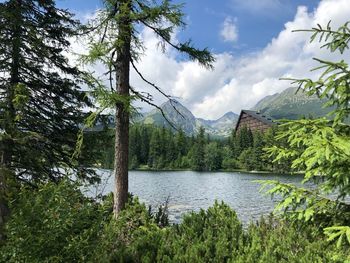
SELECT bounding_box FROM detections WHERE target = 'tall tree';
[0,0,91,234]
[84,0,214,216]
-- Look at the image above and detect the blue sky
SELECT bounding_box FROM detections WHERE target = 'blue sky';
[58,0,319,55]
[39,1,350,118]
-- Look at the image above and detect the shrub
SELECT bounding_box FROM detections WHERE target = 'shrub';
[156,201,244,262]
[235,216,348,263]
[1,183,348,262]
[90,196,163,263]
[0,180,110,263]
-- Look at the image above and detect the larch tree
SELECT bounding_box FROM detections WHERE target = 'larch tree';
[83,0,214,217]
[0,0,92,236]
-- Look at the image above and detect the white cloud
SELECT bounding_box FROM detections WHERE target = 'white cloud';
[220,17,238,43]
[189,1,350,119]
[70,0,350,120]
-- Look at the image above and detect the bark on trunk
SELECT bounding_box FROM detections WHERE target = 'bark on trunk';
[113,0,132,217]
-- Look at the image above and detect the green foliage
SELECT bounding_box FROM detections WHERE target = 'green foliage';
[205,142,223,171]
[238,216,349,263]
[264,20,350,247]
[191,127,206,171]
[91,196,163,263]
[2,182,348,262]
[0,180,110,263]
[83,122,279,172]
[0,0,94,184]
[238,148,257,171]
[324,226,350,248]
[156,201,244,262]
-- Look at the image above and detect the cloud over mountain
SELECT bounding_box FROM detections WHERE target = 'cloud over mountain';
[70,0,350,120]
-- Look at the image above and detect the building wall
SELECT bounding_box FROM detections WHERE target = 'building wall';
[236,113,271,133]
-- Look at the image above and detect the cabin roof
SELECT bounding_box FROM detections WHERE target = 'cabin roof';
[234,110,275,131]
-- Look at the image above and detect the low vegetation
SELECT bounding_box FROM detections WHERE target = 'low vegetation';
[1,181,348,263]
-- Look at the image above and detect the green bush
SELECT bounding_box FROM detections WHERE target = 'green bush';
[1,182,348,262]
[157,202,244,262]
[236,216,348,263]
[0,180,111,263]
[90,196,163,263]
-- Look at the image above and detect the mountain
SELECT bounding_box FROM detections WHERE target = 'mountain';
[142,100,238,137]
[197,111,238,137]
[252,87,332,119]
[143,100,197,134]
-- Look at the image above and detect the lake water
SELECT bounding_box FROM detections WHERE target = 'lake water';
[86,170,304,224]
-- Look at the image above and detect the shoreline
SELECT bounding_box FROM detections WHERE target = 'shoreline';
[96,166,303,176]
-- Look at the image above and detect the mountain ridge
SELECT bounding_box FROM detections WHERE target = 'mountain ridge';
[142,100,238,137]
[251,87,332,119]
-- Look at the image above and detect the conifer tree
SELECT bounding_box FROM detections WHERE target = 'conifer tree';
[264,21,350,246]
[84,0,214,216]
[0,0,91,235]
[176,128,187,156]
[139,126,150,164]
[191,127,206,171]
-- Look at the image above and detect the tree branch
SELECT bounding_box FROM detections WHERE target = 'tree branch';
[129,86,178,130]
[130,58,185,120]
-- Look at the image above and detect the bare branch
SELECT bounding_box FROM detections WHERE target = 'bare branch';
[129,86,178,130]
[130,58,185,119]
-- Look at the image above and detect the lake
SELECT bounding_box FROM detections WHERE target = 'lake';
[85,170,304,224]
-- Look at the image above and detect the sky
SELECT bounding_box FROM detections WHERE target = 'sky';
[56,0,350,119]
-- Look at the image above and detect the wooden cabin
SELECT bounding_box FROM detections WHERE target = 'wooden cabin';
[235,110,274,133]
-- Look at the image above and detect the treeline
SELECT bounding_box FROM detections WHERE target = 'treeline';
[83,123,288,172]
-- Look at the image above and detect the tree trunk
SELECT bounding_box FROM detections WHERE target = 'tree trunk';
[0,0,22,239]
[113,0,132,217]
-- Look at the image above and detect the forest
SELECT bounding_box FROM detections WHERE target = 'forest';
[83,124,286,172]
[0,0,349,262]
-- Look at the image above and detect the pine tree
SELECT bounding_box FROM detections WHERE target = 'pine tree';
[0,0,91,235]
[176,128,187,156]
[148,128,161,168]
[139,125,150,164]
[129,125,141,167]
[84,0,214,216]
[191,127,206,171]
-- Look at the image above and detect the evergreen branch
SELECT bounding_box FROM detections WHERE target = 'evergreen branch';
[140,20,215,69]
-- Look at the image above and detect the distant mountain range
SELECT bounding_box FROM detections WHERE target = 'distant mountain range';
[92,87,331,137]
[252,87,331,119]
[142,100,238,137]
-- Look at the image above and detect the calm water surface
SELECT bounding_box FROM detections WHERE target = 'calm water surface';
[86,170,304,224]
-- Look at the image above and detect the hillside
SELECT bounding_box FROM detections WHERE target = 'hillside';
[142,100,238,137]
[252,87,332,119]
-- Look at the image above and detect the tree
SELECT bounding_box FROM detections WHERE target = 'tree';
[205,142,222,171]
[176,128,187,156]
[191,126,206,171]
[0,0,91,237]
[148,128,162,168]
[263,21,350,246]
[84,0,214,216]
